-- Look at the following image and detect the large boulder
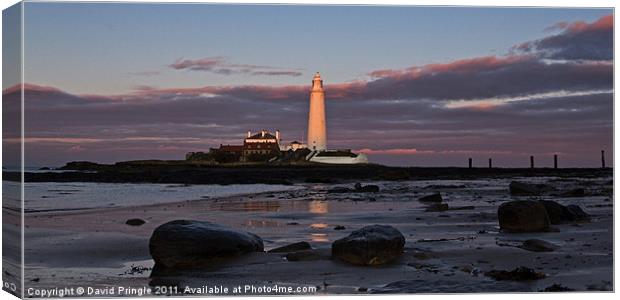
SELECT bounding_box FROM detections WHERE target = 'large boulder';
[268,241,311,253]
[126,218,146,226]
[518,239,559,252]
[332,225,405,266]
[539,200,590,224]
[509,181,551,196]
[149,220,264,270]
[418,193,443,203]
[498,200,550,232]
[354,183,380,193]
[566,205,590,222]
[560,188,586,197]
[425,203,449,212]
[485,266,546,281]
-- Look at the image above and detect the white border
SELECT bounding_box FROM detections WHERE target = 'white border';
[0,1,617,300]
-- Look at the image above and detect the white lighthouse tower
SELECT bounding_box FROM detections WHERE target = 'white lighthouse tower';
[307,72,327,151]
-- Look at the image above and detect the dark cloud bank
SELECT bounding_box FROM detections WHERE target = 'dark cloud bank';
[3,14,613,167]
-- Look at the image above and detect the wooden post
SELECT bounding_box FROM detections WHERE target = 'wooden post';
[530,156,534,168]
[488,158,492,168]
[468,158,472,169]
[554,154,558,169]
[601,150,606,168]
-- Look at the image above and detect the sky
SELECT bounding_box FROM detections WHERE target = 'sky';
[2,3,614,167]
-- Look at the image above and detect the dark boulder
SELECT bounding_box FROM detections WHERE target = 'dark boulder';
[498,200,550,232]
[285,249,326,261]
[539,200,572,224]
[566,205,590,222]
[542,284,574,292]
[354,183,380,193]
[485,266,546,281]
[126,218,146,226]
[518,239,558,252]
[509,181,551,196]
[268,241,311,253]
[560,188,585,197]
[539,200,590,224]
[418,193,443,203]
[149,220,263,270]
[332,225,405,266]
[328,187,354,193]
[449,205,475,211]
[425,203,449,212]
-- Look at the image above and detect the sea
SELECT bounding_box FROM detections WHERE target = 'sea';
[2,180,303,213]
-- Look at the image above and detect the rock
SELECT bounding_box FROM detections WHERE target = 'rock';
[268,241,311,253]
[418,193,443,203]
[423,184,466,189]
[498,200,550,232]
[285,249,327,261]
[509,181,550,196]
[539,200,590,224]
[334,225,346,230]
[485,266,546,281]
[126,218,146,226]
[354,183,380,193]
[425,203,449,212]
[449,205,475,210]
[149,220,263,270]
[566,205,590,222]
[561,188,585,197]
[328,187,353,193]
[542,284,574,292]
[518,239,558,252]
[539,200,572,224]
[332,225,405,266]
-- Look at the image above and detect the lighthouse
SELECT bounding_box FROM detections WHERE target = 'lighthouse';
[307,72,327,151]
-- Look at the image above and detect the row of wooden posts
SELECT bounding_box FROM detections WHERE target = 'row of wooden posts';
[467,150,608,169]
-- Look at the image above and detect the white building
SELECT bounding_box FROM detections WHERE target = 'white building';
[283,141,307,151]
[305,73,369,164]
[307,72,327,151]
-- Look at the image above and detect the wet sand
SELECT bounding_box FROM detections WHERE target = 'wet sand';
[12,176,614,295]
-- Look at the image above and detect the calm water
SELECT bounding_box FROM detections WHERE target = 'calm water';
[4,176,610,214]
[3,181,302,212]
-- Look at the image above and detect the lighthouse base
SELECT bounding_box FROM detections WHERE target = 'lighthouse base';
[306,150,369,164]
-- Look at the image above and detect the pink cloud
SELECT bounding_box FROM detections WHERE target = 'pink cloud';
[369,55,530,79]
[169,57,225,71]
[546,14,613,33]
[169,56,303,77]
[358,148,514,155]
[2,83,63,95]
[357,148,426,155]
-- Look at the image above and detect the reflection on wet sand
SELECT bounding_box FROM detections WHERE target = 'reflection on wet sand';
[308,200,328,214]
[310,223,328,229]
[210,200,281,212]
[310,233,329,243]
[245,219,283,228]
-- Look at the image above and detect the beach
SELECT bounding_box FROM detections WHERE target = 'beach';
[4,175,613,296]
